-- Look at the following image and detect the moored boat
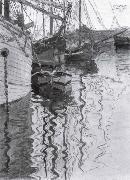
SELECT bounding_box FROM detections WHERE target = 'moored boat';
[0,1,32,105]
[33,31,66,66]
[114,34,130,49]
[32,2,72,67]
[65,0,98,62]
[65,0,127,62]
[52,71,72,92]
[113,28,129,48]
[31,68,72,95]
[65,41,95,61]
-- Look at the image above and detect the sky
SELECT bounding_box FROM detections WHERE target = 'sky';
[81,0,130,29]
[16,0,130,39]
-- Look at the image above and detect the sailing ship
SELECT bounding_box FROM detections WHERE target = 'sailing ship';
[32,26,66,67]
[65,0,96,62]
[31,1,72,94]
[32,1,72,67]
[0,0,32,105]
[114,29,130,48]
[32,69,72,95]
[65,0,128,61]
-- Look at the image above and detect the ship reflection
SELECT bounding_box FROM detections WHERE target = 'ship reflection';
[31,85,73,180]
[0,59,99,180]
[1,49,130,180]
[0,94,37,179]
[30,60,98,180]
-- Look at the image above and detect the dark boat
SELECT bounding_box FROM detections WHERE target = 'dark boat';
[65,0,94,62]
[65,0,128,61]
[114,29,129,49]
[114,35,130,48]
[31,68,72,95]
[52,71,72,92]
[33,28,66,66]
[65,0,101,62]
[65,41,95,61]
[33,2,72,67]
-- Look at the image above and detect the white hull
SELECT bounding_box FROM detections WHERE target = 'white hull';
[0,16,32,105]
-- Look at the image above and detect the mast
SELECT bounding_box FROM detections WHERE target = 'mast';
[50,0,53,35]
[42,4,45,37]
[0,0,2,15]
[4,0,10,20]
[20,2,24,29]
[63,0,66,33]
[12,0,63,21]
[43,15,45,37]
[79,0,81,46]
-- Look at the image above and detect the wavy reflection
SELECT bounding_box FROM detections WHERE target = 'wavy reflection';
[0,105,10,177]
[1,49,130,180]
[62,110,68,180]
[31,86,72,180]
[78,74,86,172]
[0,93,37,179]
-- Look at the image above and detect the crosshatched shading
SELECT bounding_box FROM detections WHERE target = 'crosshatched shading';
[1,0,130,180]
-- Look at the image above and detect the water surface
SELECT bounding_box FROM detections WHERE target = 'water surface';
[1,49,130,180]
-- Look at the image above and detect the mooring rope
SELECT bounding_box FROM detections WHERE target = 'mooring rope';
[1,48,9,113]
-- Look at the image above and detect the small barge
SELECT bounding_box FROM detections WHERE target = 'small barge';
[31,68,72,95]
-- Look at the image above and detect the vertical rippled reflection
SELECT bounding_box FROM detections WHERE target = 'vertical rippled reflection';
[1,48,130,180]
[0,93,37,179]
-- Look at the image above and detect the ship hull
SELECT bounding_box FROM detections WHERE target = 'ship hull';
[36,48,65,66]
[33,35,66,67]
[0,17,32,105]
[114,35,130,49]
[65,42,95,61]
[65,50,92,61]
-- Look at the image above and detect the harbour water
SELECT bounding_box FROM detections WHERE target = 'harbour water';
[1,48,130,180]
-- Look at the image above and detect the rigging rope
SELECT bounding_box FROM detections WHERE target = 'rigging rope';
[87,0,107,30]
[82,0,95,45]
[0,0,21,20]
[83,0,94,29]
[107,0,120,29]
